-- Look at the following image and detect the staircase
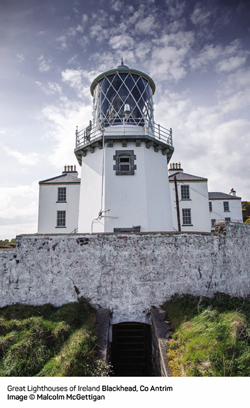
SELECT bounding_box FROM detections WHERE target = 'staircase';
[110,322,152,376]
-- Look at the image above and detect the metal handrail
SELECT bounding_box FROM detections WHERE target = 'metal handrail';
[75,119,173,149]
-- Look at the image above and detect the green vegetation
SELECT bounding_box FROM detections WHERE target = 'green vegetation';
[242,201,250,224]
[0,300,109,376]
[163,293,250,376]
[0,239,16,247]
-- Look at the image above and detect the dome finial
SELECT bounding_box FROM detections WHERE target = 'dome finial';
[121,57,124,66]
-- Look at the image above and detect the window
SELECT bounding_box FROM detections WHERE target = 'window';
[225,217,231,222]
[114,226,141,233]
[223,201,229,212]
[182,209,192,225]
[181,185,190,200]
[209,202,212,212]
[119,156,131,172]
[57,211,66,227]
[58,187,66,202]
[211,219,216,228]
[113,150,136,175]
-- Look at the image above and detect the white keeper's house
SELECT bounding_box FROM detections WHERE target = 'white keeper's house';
[37,62,243,234]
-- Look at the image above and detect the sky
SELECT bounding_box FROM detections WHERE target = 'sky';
[0,0,250,239]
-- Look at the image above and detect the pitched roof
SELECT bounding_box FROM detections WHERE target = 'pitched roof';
[39,173,81,184]
[168,171,207,182]
[208,192,241,200]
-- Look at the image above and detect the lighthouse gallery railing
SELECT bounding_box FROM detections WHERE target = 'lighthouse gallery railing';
[75,118,173,149]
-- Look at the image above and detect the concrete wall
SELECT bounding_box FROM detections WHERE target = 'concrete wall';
[0,222,250,324]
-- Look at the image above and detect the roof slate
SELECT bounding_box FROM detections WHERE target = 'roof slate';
[168,171,207,182]
[208,192,241,200]
[39,174,81,184]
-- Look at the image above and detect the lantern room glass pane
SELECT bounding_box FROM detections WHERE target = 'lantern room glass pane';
[92,72,154,127]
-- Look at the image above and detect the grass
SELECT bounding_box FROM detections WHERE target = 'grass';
[163,293,250,376]
[0,299,109,377]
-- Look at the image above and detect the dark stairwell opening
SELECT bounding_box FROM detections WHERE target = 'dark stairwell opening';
[110,322,153,376]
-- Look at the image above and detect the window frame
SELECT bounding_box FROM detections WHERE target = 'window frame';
[57,187,66,202]
[211,219,216,228]
[223,201,230,212]
[56,210,66,227]
[181,185,190,200]
[114,226,141,233]
[113,150,137,175]
[209,202,212,212]
[182,208,192,226]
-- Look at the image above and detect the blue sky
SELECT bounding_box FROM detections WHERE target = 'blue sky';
[0,0,250,238]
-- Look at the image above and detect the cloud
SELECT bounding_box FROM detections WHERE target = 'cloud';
[0,183,38,238]
[165,0,186,19]
[216,55,248,72]
[190,39,249,73]
[189,44,222,69]
[111,0,123,11]
[56,35,67,50]
[190,2,215,25]
[77,36,89,48]
[149,31,194,81]
[40,98,92,168]
[35,81,62,95]
[4,147,40,166]
[61,69,97,97]
[135,15,156,35]
[37,55,51,72]
[109,34,134,50]
[16,54,25,63]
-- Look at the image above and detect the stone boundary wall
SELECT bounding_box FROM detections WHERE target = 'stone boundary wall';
[0,222,250,323]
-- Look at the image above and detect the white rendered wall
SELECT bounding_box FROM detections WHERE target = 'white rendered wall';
[78,141,173,233]
[38,183,80,233]
[78,148,105,233]
[169,180,211,232]
[209,198,243,228]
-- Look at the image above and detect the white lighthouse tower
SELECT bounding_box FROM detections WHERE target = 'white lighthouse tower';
[75,61,174,233]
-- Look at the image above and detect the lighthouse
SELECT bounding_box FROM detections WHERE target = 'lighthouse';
[75,61,174,233]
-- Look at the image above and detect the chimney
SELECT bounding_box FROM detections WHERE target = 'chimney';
[62,165,78,177]
[168,162,183,176]
[229,188,236,196]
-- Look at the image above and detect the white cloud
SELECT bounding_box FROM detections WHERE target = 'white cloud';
[41,99,92,168]
[190,39,249,73]
[165,0,186,19]
[135,15,156,35]
[37,55,51,72]
[216,55,248,73]
[35,81,62,95]
[61,69,84,94]
[191,3,215,25]
[61,69,97,97]
[0,183,38,238]
[134,41,152,59]
[4,147,40,166]
[149,31,194,81]
[56,35,67,50]
[111,0,123,11]
[109,34,134,50]
[78,36,89,48]
[16,54,25,63]
[190,44,222,69]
